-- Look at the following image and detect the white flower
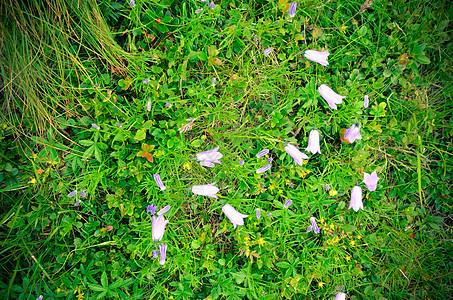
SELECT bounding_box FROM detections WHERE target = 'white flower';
[318,84,346,110]
[304,50,330,67]
[364,94,369,108]
[305,129,321,154]
[222,204,248,229]
[284,143,309,166]
[192,182,219,198]
[348,186,363,212]
[152,215,169,242]
[363,170,380,192]
[335,292,346,300]
[196,146,223,167]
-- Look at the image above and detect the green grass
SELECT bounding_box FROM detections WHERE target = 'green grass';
[0,0,452,299]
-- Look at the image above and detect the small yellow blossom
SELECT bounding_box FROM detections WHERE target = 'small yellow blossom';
[345,256,351,262]
[278,189,283,195]
[318,282,325,288]
[28,178,37,184]
[76,293,84,300]
[357,235,362,239]
[340,25,348,33]
[183,161,191,170]
[350,241,355,247]
[330,224,335,231]
[329,189,338,197]
[268,184,276,192]
[257,237,266,247]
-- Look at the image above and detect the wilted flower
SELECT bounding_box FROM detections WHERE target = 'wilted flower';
[147,203,157,215]
[147,100,151,112]
[157,205,171,216]
[264,48,272,56]
[159,243,168,265]
[239,159,245,165]
[79,190,86,197]
[349,186,364,212]
[91,123,100,130]
[284,199,293,208]
[153,174,166,191]
[143,78,150,84]
[318,84,345,110]
[325,184,330,191]
[196,146,223,167]
[335,292,346,300]
[68,190,77,197]
[209,2,215,9]
[304,50,330,67]
[364,94,369,108]
[222,204,248,229]
[256,149,269,158]
[211,77,216,86]
[256,164,271,174]
[192,182,219,198]
[152,215,169,242]
[289,2,297,18]
[306,129,321,155]
[152,249,158,258]
[256,208,261,219]
[310,217,320,234]
[195,8,203,14]
[344,124,362,144]
[363,171,380,191]
[116,122,122,128]
[284,143,309,166]
[129,0,135,7]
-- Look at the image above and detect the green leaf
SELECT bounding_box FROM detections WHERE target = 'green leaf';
[359,26,368,36]
[80,139,94,147]
[82,145,95,161]
[342,224,356,233]
[198,51,208,61]
[276,261,291,268]
[88,284,106,292]
[415,54,430,64]
[134,130,146,141]
[412,43,426,54]
[101,271,108,288]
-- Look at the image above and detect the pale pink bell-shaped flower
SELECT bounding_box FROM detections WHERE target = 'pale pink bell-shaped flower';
[147,100,151,112]
[256,208,261,219]
[284,143,309,166]
[264,48,272,56]
[152,215,169,242]
[256,164,271,174]
[363,171,380,191]
[153,173,166,191]
[192,182,219,198]
[318,84,345,110]
[289,2,297,18]
[364,95,369,108]
[310,217,320,234]
[222,204,248,229]
[159,243,168,265]
[196,146,223,167]
[348,186,363,212]
[335,292,346,300]
[304,50,330,67]
[344,124,362,144]
[305,129,321,155]
[157,205,171,216]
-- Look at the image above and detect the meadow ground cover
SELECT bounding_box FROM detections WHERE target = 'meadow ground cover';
[0,0,452,299]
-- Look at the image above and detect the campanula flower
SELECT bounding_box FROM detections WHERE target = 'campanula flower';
[363,171,380,191]
[256,149,269,158]
[165,102,172,108]
[157,205,171,216]
[306,225,312,232]
[152,215,169,242]
[74,200,81,207]
[284,143,309,166]
[143,78,150,84]
[289,2,297,18]
[129,0,135,8]
[325,184,330,191]
[310,217,320,234]
[268,212,272,217]
[91,123,100,130]
[256,208,261,219]
[195,8,203,14]
[209,2,215,9]
[335,292,346,300]
[304,50,330,67]
[222,204,248,229]
[318,84,345,110]
[159,243,168,265]
[36,296,43,300]
[192,182,219,198]
[267,157,273,163]
[364,94,369,108]
[306,129,321,155]
[211,77,216,86]
[284,199,293,208]
[239,159,245,165]
[348,186,363,212]
[344,124,362,144]
[264,48,272,56]
[147,100,151,112]
[153,173,166,191]
[196,146,223,167]
[256,164,271,174]
[68,190,77,197]
[116,122,122,128]
[152,249,158,258]
[147,203,158,215]
[79,190,86,197]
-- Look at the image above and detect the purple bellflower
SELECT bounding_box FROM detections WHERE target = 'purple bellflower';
[152,249,158,258]
[364,95,369,108]
[192,182,219,198]
[325,184,330,191]
[284,199,293,208]
[143,78,150,84]
[239,159,245,165]
[222,204,248,229]
[91,123,100,130]
[195,8,203,14]
[349,186,364,212]
[335,292,346,300]
[153,173,166,191]
[363,171,380,191]
[306,129,321,155]
[310,217,320,234]
[285,143,309,166]
[159,243,168,265]
[256,149,269,158]
[256,208,261,219]
[196,146,223,167]
[147,100,151,112]
[79,190,86,197]
[209,2,215,10]
[68,190,77,198]
[147,203,158,215]
[152,215,169,242]
[289,2,297,18]
[211,77,216,86]
[318,84,345,110]
[129,0,135,8]
[157,205,171,216]
[256,164,271,174]
[344,124,362,144]
[304,50,330,67]
[264,48,272,56]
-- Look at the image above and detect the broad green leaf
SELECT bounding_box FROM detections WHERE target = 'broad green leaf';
[134,130,146,141]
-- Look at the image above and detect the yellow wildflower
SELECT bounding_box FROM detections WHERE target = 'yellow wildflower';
[329,189,338,197]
